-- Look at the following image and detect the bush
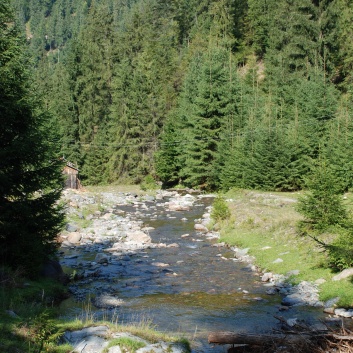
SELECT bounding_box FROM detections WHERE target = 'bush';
[211,194,230,222]
[327,229,353,271]
[140,175,158,191]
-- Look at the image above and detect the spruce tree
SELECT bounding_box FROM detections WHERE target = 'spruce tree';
[179,47,235,189]
[0,3,64,277]
[155,114,181,187]
[297,160,347,232]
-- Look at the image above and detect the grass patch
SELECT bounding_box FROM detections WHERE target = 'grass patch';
[0,271,71,353]
[103,337,146,353]
[0,269,185,353]
[109,319,178,344]
[218,189,353,307]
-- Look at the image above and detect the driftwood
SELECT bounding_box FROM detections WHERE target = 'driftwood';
[208,332,314,346]
[208,316,353,353]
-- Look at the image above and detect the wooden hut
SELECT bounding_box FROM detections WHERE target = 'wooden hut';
[63,161,80,189]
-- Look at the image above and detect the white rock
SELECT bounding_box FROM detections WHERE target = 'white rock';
[152,262,170,267]
[332,268,353,281]
[194,224,208,232]
[334,308,353,318]
[93,294,124,309]
[167,243,179,248]
[286,318,298,327]
[125,231,151,244]
[67,232,82,243]
[261,272,273,282]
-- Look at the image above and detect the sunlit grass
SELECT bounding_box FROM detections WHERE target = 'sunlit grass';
[219,188,353,307]
[103,337,146,353]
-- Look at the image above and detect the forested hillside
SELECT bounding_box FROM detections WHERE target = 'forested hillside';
[10,0,353,190]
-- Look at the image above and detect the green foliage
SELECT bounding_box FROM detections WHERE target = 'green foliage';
[0,267,69,353]
[296,160,353,271]
[9,0,353,195]
[28,311,58,353]
[103,337,146,353]
[327,229,353,271]
[155,119,181,187]
[0,3,64,277]
[140,175,159,191]
[211,194,230,222]
[297,161,348,232]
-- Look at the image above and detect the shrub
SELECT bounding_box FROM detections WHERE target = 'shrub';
[211,194,230,222]
[140,175,159,191]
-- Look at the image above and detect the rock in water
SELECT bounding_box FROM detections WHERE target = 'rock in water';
[93,294,124,309]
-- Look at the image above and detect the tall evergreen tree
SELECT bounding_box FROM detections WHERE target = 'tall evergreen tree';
[0,3,64,276]
[179,47,235,189]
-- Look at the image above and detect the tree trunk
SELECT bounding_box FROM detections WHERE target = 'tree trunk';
[208,332,314,346]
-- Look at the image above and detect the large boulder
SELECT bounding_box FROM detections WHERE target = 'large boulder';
[125,231,151,244]
[41,259,68,284]
[332,268,353,281]
[67,232,82,244]
[66,223,79,232]
[64,326,109,353]
[95,253,110,264]
[194,224,208,232]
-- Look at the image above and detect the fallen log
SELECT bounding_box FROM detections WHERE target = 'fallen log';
[208,332,315,346]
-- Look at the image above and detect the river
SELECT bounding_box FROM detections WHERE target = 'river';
[59,191,325,352]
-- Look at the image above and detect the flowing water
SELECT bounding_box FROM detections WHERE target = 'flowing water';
[60,195,325,352]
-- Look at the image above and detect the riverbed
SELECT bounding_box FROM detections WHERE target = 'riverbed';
[58,190,326,352]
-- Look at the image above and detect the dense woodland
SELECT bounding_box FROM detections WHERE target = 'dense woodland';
[9,0,353,191]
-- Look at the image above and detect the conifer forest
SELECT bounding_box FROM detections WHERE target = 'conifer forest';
[9,0,353,191]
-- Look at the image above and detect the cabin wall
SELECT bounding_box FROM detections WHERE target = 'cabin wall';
[63,165,79,189]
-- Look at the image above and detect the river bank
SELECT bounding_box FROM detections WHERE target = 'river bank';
[218,188,353,315]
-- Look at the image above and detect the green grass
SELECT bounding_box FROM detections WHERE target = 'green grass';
[0,269,187,353]
[218,188,353,307]
[103,337,146,353]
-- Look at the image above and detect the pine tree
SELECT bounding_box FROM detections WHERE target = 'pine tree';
[0,3,64,277]
[75,2,114,143]
[246,0,277,57]
[105,0,179,183]
[297,159,347,232]
[179,47,234,189]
